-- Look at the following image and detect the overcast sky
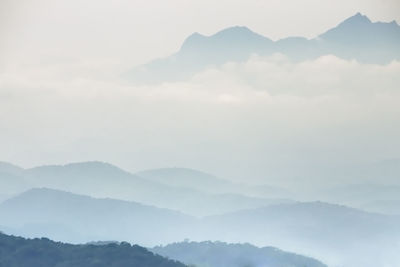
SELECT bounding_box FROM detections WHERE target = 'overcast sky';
[1,0,400,65]
[0,0,399,186]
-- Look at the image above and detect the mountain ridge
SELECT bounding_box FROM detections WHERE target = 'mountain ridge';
[1,188,398,267]
[152,241,327,267]
[0,161,294,217]
[0,187,194,245]
[126,12,400,83]
[0,232,186,267]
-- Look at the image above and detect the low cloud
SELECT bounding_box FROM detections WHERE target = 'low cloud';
[1,55,399,186]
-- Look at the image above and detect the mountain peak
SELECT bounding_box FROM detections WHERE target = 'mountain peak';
[185,32,205,40]
[342,12,371,25]
[215,25,252,34]
[212,26,267,40]
[318,13,375,41]
[179,25,271,55]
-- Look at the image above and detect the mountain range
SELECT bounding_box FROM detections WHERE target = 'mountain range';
[152,241,327,267]
[0,161,291,217]
[1,160,400,266]
[0,187,399,267]
[197,202,400,267]
[0,188,193,245]
[126,13,400,83]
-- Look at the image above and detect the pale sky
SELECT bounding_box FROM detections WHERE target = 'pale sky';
[0,0,399,186]
[1,0,400,66]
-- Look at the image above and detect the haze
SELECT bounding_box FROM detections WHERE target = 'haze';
[1,0,400,186]
[1,2,400,267]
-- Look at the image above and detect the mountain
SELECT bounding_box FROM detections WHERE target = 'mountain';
[152,241,327,267]
[0,188,193,245]
[2,161,399,217]
[0,162,31,202]
[360,199,400,215]
[136,167,292,199]
[0,161,24,176]
[197,202,400,267]
[0,161,290,217]
[1,188,398,267]
[136,167,235,193]
[312,183,400,214]
[318,13,400,62]
[21,162,186,211]
[0,233,185,267]
[343,159,400,185]
[127,26,273,83]
[179,26,273,65]
[126,13,400,83]
[0,172,30,195]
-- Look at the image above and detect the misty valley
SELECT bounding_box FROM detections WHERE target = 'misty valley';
[1,8,400,267]
[0,160,400,267]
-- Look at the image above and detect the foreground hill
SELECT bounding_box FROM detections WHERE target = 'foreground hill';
[152,241,327,267]
[0,188,194,245]
[0,233,185,267]
[127,13,400,83]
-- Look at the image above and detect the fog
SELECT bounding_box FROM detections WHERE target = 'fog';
[1,2,400,267]
[0,54,399,186]
[1,0,400,186]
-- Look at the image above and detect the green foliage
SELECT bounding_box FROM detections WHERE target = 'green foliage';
[0,233,186,267]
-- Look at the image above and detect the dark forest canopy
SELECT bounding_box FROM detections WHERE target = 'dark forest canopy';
[0,232,186,267]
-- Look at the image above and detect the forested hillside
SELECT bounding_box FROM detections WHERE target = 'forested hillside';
[152,241,327,267]
[0,233,186,267]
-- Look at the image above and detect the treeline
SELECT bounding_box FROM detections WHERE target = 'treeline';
[0,232,186,267]
[152,241,327,267]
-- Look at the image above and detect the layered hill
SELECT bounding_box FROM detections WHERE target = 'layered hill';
[136,167,292,198]
[0,162,290,216]
[198,202,400,267]
[152,241,327,267]
[1,187,398,267]
[0,233,185,267]
[0,188,193,245]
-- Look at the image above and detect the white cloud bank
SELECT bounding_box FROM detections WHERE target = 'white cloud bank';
[0,55,399,186]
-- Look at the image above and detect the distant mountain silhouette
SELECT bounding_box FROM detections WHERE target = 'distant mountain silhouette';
[136,167,291,198]
[0,161,24,176]
[152,241,327,267]
[126,13,400,83]
[1,188,398,267]
[0,188,193,245]
[0,233,185,267]
[319,13,400,45]
[0,162,290,216]
[2,160,400,218]
[198,202,400,267]
[313,183,400,214]
[317,12,400,63]
[360,199,400,215]
[137,167,233,192]
[0,162,31,202]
